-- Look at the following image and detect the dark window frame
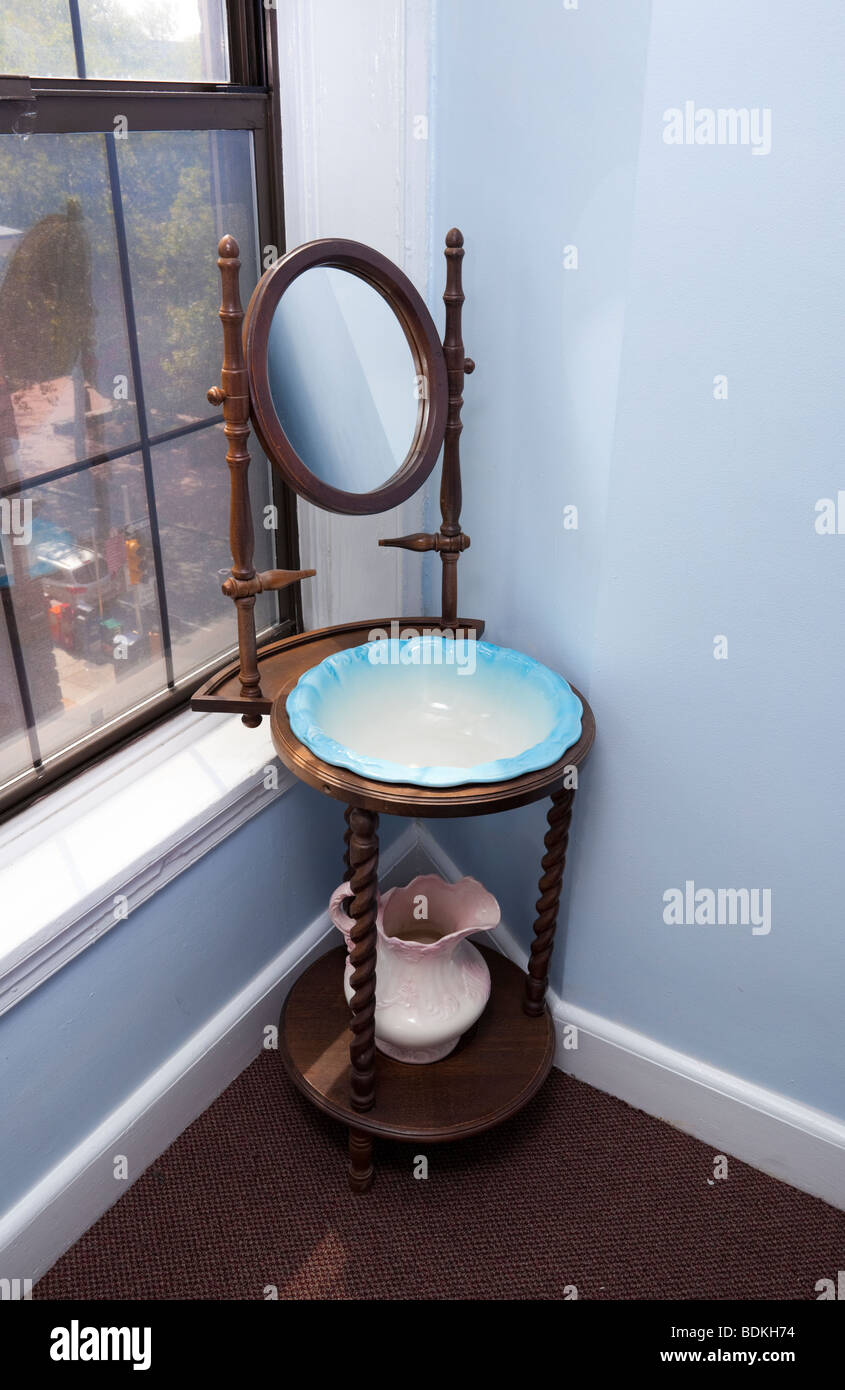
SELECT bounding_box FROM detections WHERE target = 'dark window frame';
[0,1,298,823]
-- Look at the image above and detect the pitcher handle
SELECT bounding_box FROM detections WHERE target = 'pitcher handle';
[329,881,355,947]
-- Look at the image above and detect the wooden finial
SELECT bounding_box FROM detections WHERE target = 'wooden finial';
[217,233,240,260]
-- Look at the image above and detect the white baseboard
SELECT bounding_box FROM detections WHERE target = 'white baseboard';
[0,824,420,1285]
[415,824,845,1214]
[549,998,845,1214]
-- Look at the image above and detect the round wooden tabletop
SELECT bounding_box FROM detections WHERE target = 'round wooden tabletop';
[280,945,555,1143]
[268,621,595,818]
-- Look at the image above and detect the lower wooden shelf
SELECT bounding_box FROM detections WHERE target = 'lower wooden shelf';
[279,944,555,1144]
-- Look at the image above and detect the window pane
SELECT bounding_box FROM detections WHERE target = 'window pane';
[152,424,276,682]
[4,456,167,764]
[116,129,259,435]
[78,0,229,82]
[0,14,290,812]
[0,133,137,480]
[0,3,77,79]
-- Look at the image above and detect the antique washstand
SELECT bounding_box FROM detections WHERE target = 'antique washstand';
[193,230,595,1191]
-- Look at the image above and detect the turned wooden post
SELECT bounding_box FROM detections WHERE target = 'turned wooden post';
[439,228,473,625]
[208,236,315,724]
[342,805,354,881]
[348,1128,374,1194]
[377,230,473,620]
[208,235,263,727]
[345,808,380,1112]
[524,786,576,1016]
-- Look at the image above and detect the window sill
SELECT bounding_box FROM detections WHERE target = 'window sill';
[0,708,294,1018]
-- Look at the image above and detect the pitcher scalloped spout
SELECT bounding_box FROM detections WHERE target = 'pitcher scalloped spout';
[329,873,500,1063]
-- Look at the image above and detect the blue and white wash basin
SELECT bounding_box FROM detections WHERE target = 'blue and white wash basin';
[285,634,583,787]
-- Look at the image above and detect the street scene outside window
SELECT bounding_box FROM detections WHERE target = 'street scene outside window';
[0,2,289,815]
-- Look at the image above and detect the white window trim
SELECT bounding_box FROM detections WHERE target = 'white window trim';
[279,0,435,630]
[0,709,294,1018]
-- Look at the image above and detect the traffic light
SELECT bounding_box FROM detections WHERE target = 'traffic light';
[125,535,147,585]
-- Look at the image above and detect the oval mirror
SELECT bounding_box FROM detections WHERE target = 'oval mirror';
[245,240,448,515]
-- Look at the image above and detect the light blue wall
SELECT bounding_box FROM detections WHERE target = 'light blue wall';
[431,0,845,1117]
[0,786,405,1213]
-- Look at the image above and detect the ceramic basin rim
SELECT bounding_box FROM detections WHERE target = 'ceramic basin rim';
[285,636,583,787]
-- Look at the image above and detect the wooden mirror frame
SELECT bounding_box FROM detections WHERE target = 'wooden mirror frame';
[201,229,474,723]
[244,239,449,516]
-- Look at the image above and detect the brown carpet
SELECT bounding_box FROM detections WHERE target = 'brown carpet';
[35,1057,845,1301]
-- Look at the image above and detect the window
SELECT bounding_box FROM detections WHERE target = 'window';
[0,2,297,819]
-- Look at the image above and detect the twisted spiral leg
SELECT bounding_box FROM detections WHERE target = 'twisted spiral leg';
[524,786,575,1016]
[342,805,353,881]
[348,1128,374,1193]
[346,807,379,1111]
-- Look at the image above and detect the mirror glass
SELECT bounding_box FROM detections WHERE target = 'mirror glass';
[266,267,421,494]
